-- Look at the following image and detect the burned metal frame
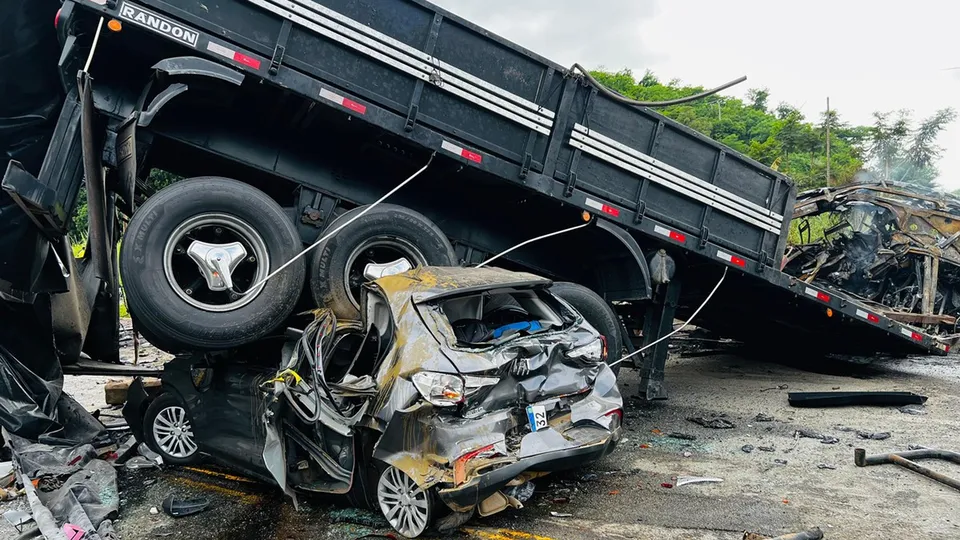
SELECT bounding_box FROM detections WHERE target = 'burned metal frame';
[787,181,960,337]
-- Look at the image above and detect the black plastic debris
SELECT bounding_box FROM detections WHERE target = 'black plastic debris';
[687,416,736,429]
[741,445,755,453]
[754,413,775,422]
[668,432,698,441]
[161,494,210,518]
[857,431,891,441]
[788,391,927,408]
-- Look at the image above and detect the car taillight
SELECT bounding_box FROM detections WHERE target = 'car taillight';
[453,443,496,485]
[54,8,61,28]
[605,408,623,429]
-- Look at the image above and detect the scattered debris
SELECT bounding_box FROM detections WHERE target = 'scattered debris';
[760,385,789,392]
[608,490,620,495]
[3,510,33,532]
[667,432,698,441]
[551,497,570,504]
[769,527,824,540]
[549,511,573,518]
[742,445,755,453]
[0,487,21,501]
[898,404,927,415]
[660,483,673,488]
[817,464,837,470]
[149,507,159,515]
[820,436,840,444]
[754,413,775,422]
[788,391,927,408]
[675,476,723,487]
[908,444,928,451]
[124,456,160,470]
[504,481,536,503]
[161,494,211,518]
[774,459,788,465]
[579,473,598,482]
[758,446,776,452]
[855,447,960,491]
[687,416,736,429]
[138,443,163,465]
[857,431,891,441]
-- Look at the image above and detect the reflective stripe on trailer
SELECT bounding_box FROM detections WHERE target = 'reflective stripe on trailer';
[206,41,261,70]
[804,287,831,303]
[653,225,686,243]
[716,250,746,267]
[441,140,482,163]
[937,342,951,353]
[900,328,923,342]
[319,88,367,114]
[584,198,620,218]
[855,309,880,323]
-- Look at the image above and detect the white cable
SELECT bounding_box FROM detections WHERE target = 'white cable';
[477,221,592,269]
[83,18,105,73]
[239,153,435,295]
[609,267,727,368]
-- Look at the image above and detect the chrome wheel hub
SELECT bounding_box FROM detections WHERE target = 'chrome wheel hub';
[377,465,430,538]
[152,405,197,459]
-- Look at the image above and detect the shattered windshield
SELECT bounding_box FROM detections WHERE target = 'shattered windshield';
[426,288,574,347]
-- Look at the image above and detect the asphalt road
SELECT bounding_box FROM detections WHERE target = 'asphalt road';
[3,350,959,539]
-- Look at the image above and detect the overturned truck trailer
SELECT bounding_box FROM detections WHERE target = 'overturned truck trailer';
[1,0,953,424]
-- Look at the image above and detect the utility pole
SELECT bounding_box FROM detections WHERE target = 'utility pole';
[825,97,831,187]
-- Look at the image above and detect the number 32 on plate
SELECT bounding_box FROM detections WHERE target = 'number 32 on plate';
[526,405,548,432]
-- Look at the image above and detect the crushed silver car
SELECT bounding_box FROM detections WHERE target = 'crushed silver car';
[124,267,623,537]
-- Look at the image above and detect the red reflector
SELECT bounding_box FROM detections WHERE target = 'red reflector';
[601,204,620,218]
[342,98,367,114]
[458,444,494,463]
[462,149,482,163]
[867,313,880,323]
[233,52,261,70]
[730,255,746,267]
[912,332,923,342]
[54,8,61,28]
[816,292,830,303]
[670,231,686,242]
[946,345,951,353]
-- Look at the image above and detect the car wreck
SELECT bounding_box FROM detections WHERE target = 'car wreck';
[123,267,623,537]
[785,181,960,338]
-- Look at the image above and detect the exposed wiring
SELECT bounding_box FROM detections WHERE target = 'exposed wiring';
[477,220,592,268]
[238,153,435,295]
[609,267,727,368]
[570,64,746,108]
[83,18,104,73]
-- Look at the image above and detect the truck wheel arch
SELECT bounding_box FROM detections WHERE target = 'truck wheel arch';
[592,219,653,302]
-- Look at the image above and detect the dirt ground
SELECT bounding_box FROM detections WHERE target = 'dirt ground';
[2,350,959,539]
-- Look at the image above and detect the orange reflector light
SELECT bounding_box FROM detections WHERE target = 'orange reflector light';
[582,211,591,222]
[826,308,834,318]
[107,19,122,32]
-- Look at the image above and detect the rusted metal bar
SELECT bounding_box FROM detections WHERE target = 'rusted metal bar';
[880,311,956,326]
[854,448,960,492]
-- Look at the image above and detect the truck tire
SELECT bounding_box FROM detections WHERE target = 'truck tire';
[551,282,623,376]
[120,177,305,352]
[309,204,457,320]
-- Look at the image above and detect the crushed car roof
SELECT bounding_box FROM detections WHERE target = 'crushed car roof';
[370,266,552,304]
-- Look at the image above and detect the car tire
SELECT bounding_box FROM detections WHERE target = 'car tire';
[143,393,201,465]
[551,282,624,376]
[376,464,435,538]
[309,204,457,321]
[120,177,305,352]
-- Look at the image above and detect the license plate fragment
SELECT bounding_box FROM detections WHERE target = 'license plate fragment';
[526,405,548,432]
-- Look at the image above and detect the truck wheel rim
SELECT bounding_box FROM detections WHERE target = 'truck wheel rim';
[163,213,270,313]
[377,466,430,538]
[152,405,197,459]
[344,238,426,310]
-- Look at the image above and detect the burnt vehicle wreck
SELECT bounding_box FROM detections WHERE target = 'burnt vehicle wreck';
[785,181,960,338]
[123,267,623,537]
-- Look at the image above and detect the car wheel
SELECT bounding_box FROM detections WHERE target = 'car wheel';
[551,282,624,376]
[309,204,457,321]
[377,465,434,538]
[143,393,200,465]
[120,177,305,352]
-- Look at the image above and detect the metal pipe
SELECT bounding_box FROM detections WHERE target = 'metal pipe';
[570,64,747,108]
[854,448,960,491]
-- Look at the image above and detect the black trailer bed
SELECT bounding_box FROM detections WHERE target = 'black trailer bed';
[67,0,952,357]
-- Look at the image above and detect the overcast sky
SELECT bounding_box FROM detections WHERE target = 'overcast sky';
[431,0,960,189]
